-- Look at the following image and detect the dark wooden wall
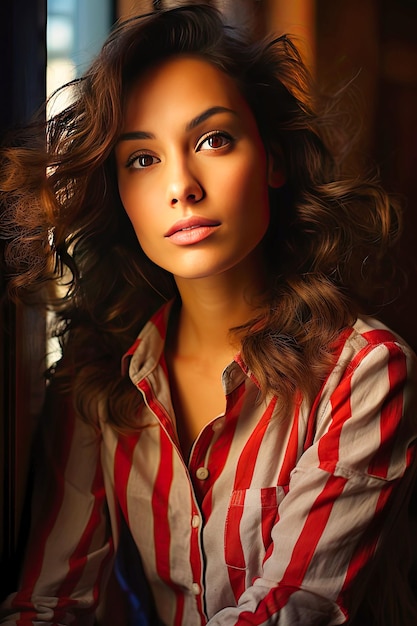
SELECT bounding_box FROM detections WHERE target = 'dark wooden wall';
[316,0,417,353]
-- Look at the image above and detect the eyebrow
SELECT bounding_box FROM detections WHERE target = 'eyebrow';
[185,106,237,131]
[117,106,236,142]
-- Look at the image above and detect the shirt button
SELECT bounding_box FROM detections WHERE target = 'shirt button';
[191,514,201,528]
[192,582,201,595]
[196,467,210,480]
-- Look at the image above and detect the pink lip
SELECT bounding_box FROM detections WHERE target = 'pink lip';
[164,216,220,245]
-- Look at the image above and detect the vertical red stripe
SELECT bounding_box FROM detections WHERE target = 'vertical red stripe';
[225,490,247,602]
[225,397,277,600]
[53,458,110,619]
[152,302,172,338]
[145,384,193,625]
[121,338,141,375]
[280,473,347,587]
[338,483,393,607]
[316,348,370,473]
[114,431,142,521]
[304,328,354,452]
[173,596,185,626]
[277,400,301,484]
[261,488,279,552]
[234,397,277,491]
[14,395,76,623]
[139,379,177,442]
[198,384,245,522]
[368,346,406,478]
[152,427,174,584]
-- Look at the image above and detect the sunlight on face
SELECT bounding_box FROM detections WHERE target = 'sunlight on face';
[115,56,275,283]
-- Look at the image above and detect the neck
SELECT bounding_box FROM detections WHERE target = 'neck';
[171,256,267,361]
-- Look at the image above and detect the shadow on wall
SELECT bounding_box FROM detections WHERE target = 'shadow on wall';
[316,0,417,353]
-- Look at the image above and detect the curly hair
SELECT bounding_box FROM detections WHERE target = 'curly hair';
[0,4,401,430]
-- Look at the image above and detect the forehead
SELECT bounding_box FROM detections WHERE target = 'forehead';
[122,55,251,129]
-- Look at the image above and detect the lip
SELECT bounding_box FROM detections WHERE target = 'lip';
[164,216,220,245]
[165,216,220,237]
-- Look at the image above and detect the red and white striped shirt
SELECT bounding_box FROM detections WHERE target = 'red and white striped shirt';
[2,301,417,625]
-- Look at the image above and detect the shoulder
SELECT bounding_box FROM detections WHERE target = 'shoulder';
[312,316,417,443]
[307,316,417,480]
[351,315,414,349]
[333,315,417,377]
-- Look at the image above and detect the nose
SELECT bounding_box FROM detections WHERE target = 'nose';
[166,159,204,207]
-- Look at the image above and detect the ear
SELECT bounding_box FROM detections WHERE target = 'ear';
[267,152,286,189]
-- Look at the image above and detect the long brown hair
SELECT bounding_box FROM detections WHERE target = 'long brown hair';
[0,4,401,429]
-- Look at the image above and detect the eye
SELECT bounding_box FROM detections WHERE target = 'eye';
[196,131,233,152]
[126,153,160,169]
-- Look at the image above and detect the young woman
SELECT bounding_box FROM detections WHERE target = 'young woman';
[1,4,417,625]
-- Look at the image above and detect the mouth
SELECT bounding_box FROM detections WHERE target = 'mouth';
[164,216,221,238]
[164,216,221,246]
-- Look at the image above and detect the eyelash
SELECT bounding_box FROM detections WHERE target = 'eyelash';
[125,130,234,169]
[125,152,159,169]
[196,130,234,151]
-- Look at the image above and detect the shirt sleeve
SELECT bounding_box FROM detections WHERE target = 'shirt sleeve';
[0,381,114,626]
[207,339,417,625]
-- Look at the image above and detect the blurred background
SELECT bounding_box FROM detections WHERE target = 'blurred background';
[1,0,416,604]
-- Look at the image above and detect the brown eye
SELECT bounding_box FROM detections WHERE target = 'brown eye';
[197,131,233,152]
[208,134,226,148]
[127,153,160,169]
[137,155,155,167]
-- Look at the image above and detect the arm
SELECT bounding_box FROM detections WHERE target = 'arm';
[209,339,417,625]
[0,382,114,625]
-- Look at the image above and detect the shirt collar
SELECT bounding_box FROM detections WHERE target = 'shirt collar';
[122,299,259,392]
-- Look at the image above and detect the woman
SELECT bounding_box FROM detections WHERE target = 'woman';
[1,4,416,625]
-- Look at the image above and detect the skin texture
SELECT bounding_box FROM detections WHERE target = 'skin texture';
[115,56,283,454]
[115,55,273,284]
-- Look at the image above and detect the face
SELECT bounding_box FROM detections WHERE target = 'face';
[115,56,278,283]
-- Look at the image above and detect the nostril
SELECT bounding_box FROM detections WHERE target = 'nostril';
[170,189,202,206]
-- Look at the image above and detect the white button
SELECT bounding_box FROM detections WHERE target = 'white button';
[192,582,201,595]
[196,467,209,480]
[191,515,200,528]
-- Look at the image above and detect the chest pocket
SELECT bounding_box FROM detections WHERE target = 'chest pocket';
[224,485,288,571]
